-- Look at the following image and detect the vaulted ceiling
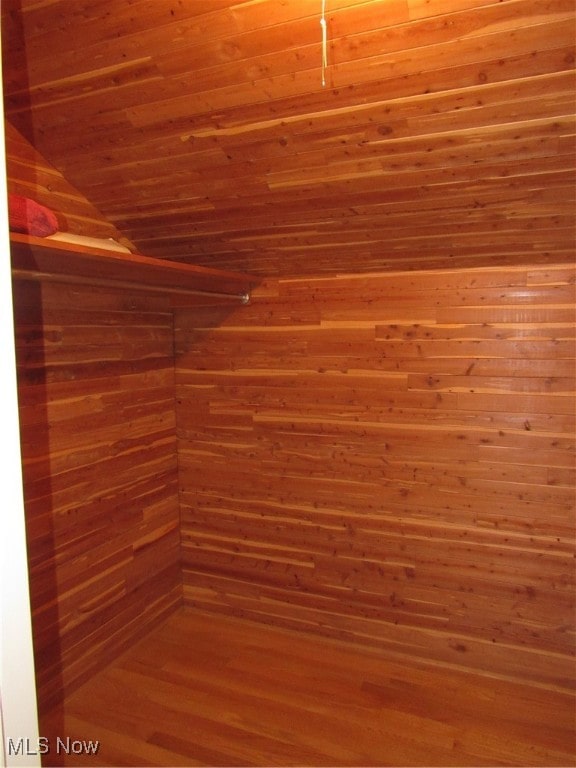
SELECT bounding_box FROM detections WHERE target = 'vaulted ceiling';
[2,0,575,277]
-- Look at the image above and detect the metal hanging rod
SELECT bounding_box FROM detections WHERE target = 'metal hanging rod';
[11,268,251,303]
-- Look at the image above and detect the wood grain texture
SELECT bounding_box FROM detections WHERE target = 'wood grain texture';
[39,607,576,767]
[5,108,185,710]
[2,0,575,276]
[9,251,255,715]
[176,262,576,691]
[6,130,256,716]
[3,122,133,245]
[13,276,182,711]
[10,233,257,300]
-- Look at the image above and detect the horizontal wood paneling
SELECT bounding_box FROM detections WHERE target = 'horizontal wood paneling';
[4,122,132,244]
[2,0,575,276]
[176,262,576,690]
[5,122,259,713]
[5,106,183,710]
[13,278,182,710]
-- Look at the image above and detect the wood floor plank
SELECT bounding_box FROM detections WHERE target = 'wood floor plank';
[39,607,576,767]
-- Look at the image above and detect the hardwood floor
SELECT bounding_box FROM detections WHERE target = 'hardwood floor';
[39,607,575,767]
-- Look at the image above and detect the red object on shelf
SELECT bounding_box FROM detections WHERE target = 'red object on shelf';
[8,193,58,236]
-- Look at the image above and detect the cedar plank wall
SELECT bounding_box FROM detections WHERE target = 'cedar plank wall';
[176,265,576,691]
[2,0,574,275]
[5,121,131,244]
[7,126,182,710]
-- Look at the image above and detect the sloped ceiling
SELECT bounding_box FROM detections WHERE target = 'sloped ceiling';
[2,0,575,277]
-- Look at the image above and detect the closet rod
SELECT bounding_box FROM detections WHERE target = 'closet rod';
[11,268,251,303]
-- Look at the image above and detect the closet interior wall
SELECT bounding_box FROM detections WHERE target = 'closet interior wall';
[13,277,182,711]
[7,124,183,710]
[6,121,576,710]
[175,267,576,692]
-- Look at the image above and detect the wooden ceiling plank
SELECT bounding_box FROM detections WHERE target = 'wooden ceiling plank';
[10,0,247,42]
[4,59,165,116]
[13,0,562,101]
[180,71,575,147]
[408,0,531,20]
[84,142,567,205]
[29,43,568,206]
[103,175,574,218]
[81,145,571,200]
[9,41,571,157]
[204,117,575,181]
[53,93,575,189]
[3,0,573,277]
[103,161,573,205]
[164,251,573,280]
[330,0,575,65]
[156,1,411,79]
[9,13,572,162]
[133,216,575,249]
[7,0,394,91]
[134,241,574,274]
[174,45,573,141]
[263,120,574,188]
[5,0,570,112]
[122,20,573,129]
[112,205,575,244]
[101,189,574,248]
[4,2,240,85]
[254,151,574,191]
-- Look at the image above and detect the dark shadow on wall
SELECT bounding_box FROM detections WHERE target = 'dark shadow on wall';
[11,277,64,720]
[2,0,36,146]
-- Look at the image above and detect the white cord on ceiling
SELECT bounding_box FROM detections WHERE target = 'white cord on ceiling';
[320,0,328,87]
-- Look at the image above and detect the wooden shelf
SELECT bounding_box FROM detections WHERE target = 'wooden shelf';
[10,233,256,302]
